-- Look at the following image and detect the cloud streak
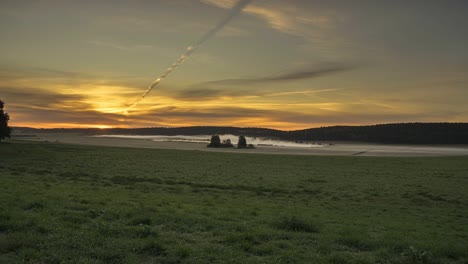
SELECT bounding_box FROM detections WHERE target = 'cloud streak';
[195,0,252,47]
[0,86,87,109]
[200,65,352,86]
[0,66,147,89]
[125,106,459,130]
[201,0,342,50]
[126,0,252,111]
[165,87,345,102]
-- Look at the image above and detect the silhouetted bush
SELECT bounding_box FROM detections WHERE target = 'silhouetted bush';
[207,135,221,147]
[207,135,233,148]
[237,135,247,148]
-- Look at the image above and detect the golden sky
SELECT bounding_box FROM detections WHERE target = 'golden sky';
[1,0,467,129]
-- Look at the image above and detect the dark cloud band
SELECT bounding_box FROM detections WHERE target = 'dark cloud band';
[201,66,353,86]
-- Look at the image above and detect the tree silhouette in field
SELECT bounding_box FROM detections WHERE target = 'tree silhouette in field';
[207,135,234,148]
[237,135,254,148]
[237,135,247,148]
[208,135,221,147]
[0,99,11,142]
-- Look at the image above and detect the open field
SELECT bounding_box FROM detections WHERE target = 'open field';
[1,141,468,263]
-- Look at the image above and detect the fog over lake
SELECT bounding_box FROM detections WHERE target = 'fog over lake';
[94,135,325,148]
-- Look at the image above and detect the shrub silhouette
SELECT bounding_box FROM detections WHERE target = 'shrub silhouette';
[208,135,221,147]
[237,135,247,148]
[237,136,254,149]
[207,135,233,148]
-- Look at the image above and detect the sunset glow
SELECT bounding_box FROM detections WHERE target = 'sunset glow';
[1,0,467,129]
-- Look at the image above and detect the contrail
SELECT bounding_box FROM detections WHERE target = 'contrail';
[125,0,252,112]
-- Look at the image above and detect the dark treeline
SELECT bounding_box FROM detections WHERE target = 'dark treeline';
[100,126,283,138]
[13,126,283,138]
[13,123,468,144]
[282,123,468,144]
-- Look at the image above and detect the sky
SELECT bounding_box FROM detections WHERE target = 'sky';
[1,0,467,130]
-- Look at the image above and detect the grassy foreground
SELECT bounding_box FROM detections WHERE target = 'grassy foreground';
[0,141,467,263]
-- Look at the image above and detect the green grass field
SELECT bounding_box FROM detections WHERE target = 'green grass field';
[0,141,467,263]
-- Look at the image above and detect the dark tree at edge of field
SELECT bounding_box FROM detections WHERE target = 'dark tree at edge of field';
[237,135,247,148]
[207,135,221,147]
[0,99,12,142]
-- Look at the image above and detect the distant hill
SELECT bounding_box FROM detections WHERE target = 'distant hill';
[281,123,468,144]
[12,126,282,137]
[12,123,468,144]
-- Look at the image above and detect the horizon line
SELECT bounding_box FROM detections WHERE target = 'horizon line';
[11,122,468,131]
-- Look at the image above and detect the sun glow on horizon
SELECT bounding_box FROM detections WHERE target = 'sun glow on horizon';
[9,122,126,130]
[9,119,337,131]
